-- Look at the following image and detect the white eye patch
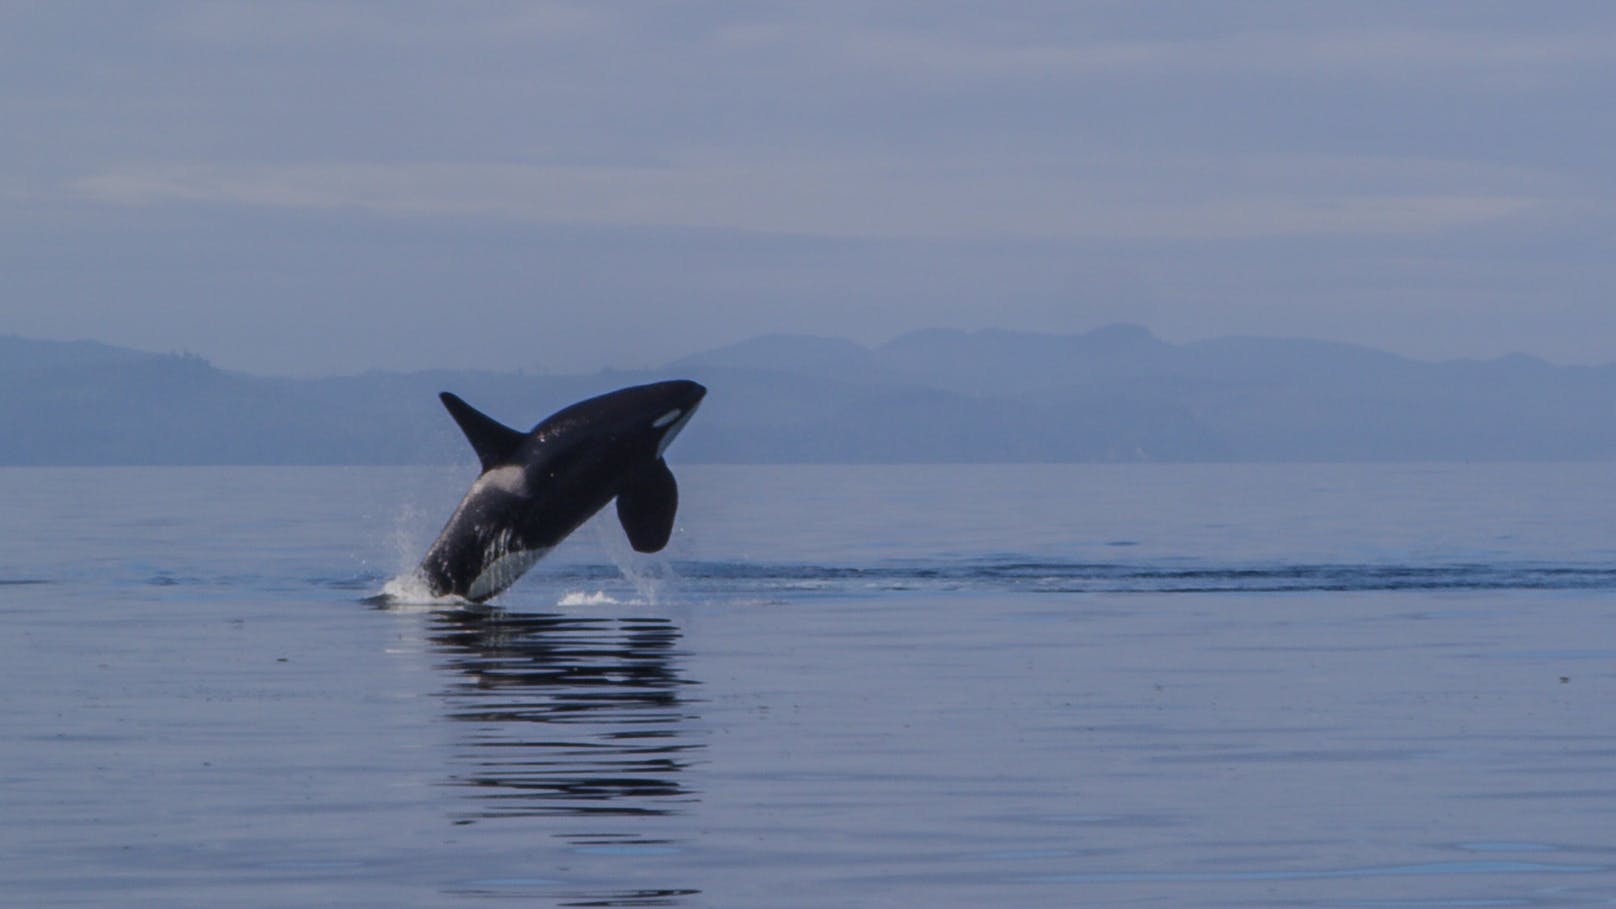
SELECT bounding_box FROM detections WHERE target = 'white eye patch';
[652,408,683,429]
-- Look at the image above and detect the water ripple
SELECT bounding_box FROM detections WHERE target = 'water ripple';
[1027,858,1606,884]
[531,558,1616,597]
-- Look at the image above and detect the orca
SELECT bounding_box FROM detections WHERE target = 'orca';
[415,380,706,603]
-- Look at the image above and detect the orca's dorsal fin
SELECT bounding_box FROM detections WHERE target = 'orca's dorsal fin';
[616,458,678,553]
[439,392,526,471]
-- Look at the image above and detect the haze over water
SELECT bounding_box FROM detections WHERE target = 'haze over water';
[3,463,1616,907]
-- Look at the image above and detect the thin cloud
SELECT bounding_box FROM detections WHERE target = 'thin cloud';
[74,154,1543,241]
[836,26,1616,84]
[163,1,613,47]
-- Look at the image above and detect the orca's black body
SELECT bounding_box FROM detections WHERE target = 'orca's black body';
[417,380,706,602]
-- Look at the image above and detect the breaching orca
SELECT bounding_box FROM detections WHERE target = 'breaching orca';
[416,380,706,602]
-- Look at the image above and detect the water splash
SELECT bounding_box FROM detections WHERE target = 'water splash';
[591,515,681,605]
[372,570,469,609]
[388,501,434,577]
[556,590,631,607]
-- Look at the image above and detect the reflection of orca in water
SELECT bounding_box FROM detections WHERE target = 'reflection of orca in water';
[418,381,706,602]
[431,607,700,822]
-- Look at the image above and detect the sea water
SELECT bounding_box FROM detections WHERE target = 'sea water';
[2,463,1615,907]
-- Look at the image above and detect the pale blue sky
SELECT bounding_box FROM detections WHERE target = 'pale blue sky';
[3,1,1614,375]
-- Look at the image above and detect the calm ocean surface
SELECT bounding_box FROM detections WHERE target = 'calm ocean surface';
[3,463,1616,907]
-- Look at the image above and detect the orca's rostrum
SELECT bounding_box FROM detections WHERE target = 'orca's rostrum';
[416,380,706,602]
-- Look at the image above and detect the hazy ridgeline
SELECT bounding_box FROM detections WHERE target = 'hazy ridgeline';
[5,325,1616,465]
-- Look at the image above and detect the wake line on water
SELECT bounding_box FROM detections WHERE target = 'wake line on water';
[360,557,1616,605]
[940,560,1616,593]
[526,559,1616,595]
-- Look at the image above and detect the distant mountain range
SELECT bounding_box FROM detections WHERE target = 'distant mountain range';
[4,327,1616,464]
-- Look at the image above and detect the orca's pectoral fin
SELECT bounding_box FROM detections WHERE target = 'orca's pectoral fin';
[616,458,679,553]
[440,392,526,471]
